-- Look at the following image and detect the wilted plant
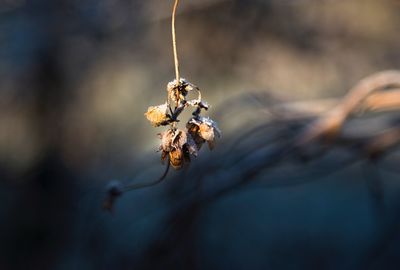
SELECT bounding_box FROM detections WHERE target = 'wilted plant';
[144,0,220,170]
[145,79,220,169]
[104,0,220,212]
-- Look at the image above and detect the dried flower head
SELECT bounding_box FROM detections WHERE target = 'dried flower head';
[144,103,170,127]
[187,116,221,150]
[167,78,197,105]
[143,0,220,170]
[146,77,220,169]
[103,0,220,214]
[158,128,199,169]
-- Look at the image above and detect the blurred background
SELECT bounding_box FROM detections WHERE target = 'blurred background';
[0,0,400,269]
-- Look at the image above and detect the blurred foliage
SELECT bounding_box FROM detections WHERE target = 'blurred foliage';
[0,0,399,269]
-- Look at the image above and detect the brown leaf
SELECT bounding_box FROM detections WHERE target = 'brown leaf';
[144,103,170,127]
[186,122,205,149]
[199,123,215,141]
[160,129,175,152]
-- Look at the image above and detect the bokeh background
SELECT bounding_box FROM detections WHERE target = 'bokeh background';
[1,0,400,269]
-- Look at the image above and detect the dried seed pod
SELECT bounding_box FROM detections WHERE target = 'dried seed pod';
[169,148,184,169]
[145,103,170,127]
[186,116,221,150]
[167,78,197,105]
[158,128,198,169]
[147,76,220,170]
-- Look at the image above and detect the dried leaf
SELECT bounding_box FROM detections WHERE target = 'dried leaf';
[167,78,196,104]
[160,129,175,152]
[199,123,215,141]
[145,103,170,127]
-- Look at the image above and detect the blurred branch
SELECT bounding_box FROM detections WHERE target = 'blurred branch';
[365,127,400,158]
[129,71,400,265]
[362,89,400,112]
[295,70,400,145]
[187,70,400,202]
[270,89,400,120]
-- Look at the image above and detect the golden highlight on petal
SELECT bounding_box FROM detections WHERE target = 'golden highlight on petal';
[144,103,170,127]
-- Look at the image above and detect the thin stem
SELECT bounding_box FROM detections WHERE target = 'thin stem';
[123,159,171,192]
[102,158,171,213]
[172,0,180,83]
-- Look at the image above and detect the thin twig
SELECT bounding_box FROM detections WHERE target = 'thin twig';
[362,89,400,112]
[172,0,180,82]
[102,160,171,212]
[123,160,171,192]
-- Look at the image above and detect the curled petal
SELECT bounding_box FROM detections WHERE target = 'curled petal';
[199,123,215,141]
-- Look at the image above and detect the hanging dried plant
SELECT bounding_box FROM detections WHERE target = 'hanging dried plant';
[103,0,221,212]
[144,0,221,170]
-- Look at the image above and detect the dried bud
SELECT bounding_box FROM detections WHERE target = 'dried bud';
[159,128,198,169]
[187,117,221,150]
[167,78,197,104]
[145,103,170,127]
[148,77,220,170]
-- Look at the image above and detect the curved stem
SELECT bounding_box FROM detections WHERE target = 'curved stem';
[172,0,180,83]
[123,159,171,192]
